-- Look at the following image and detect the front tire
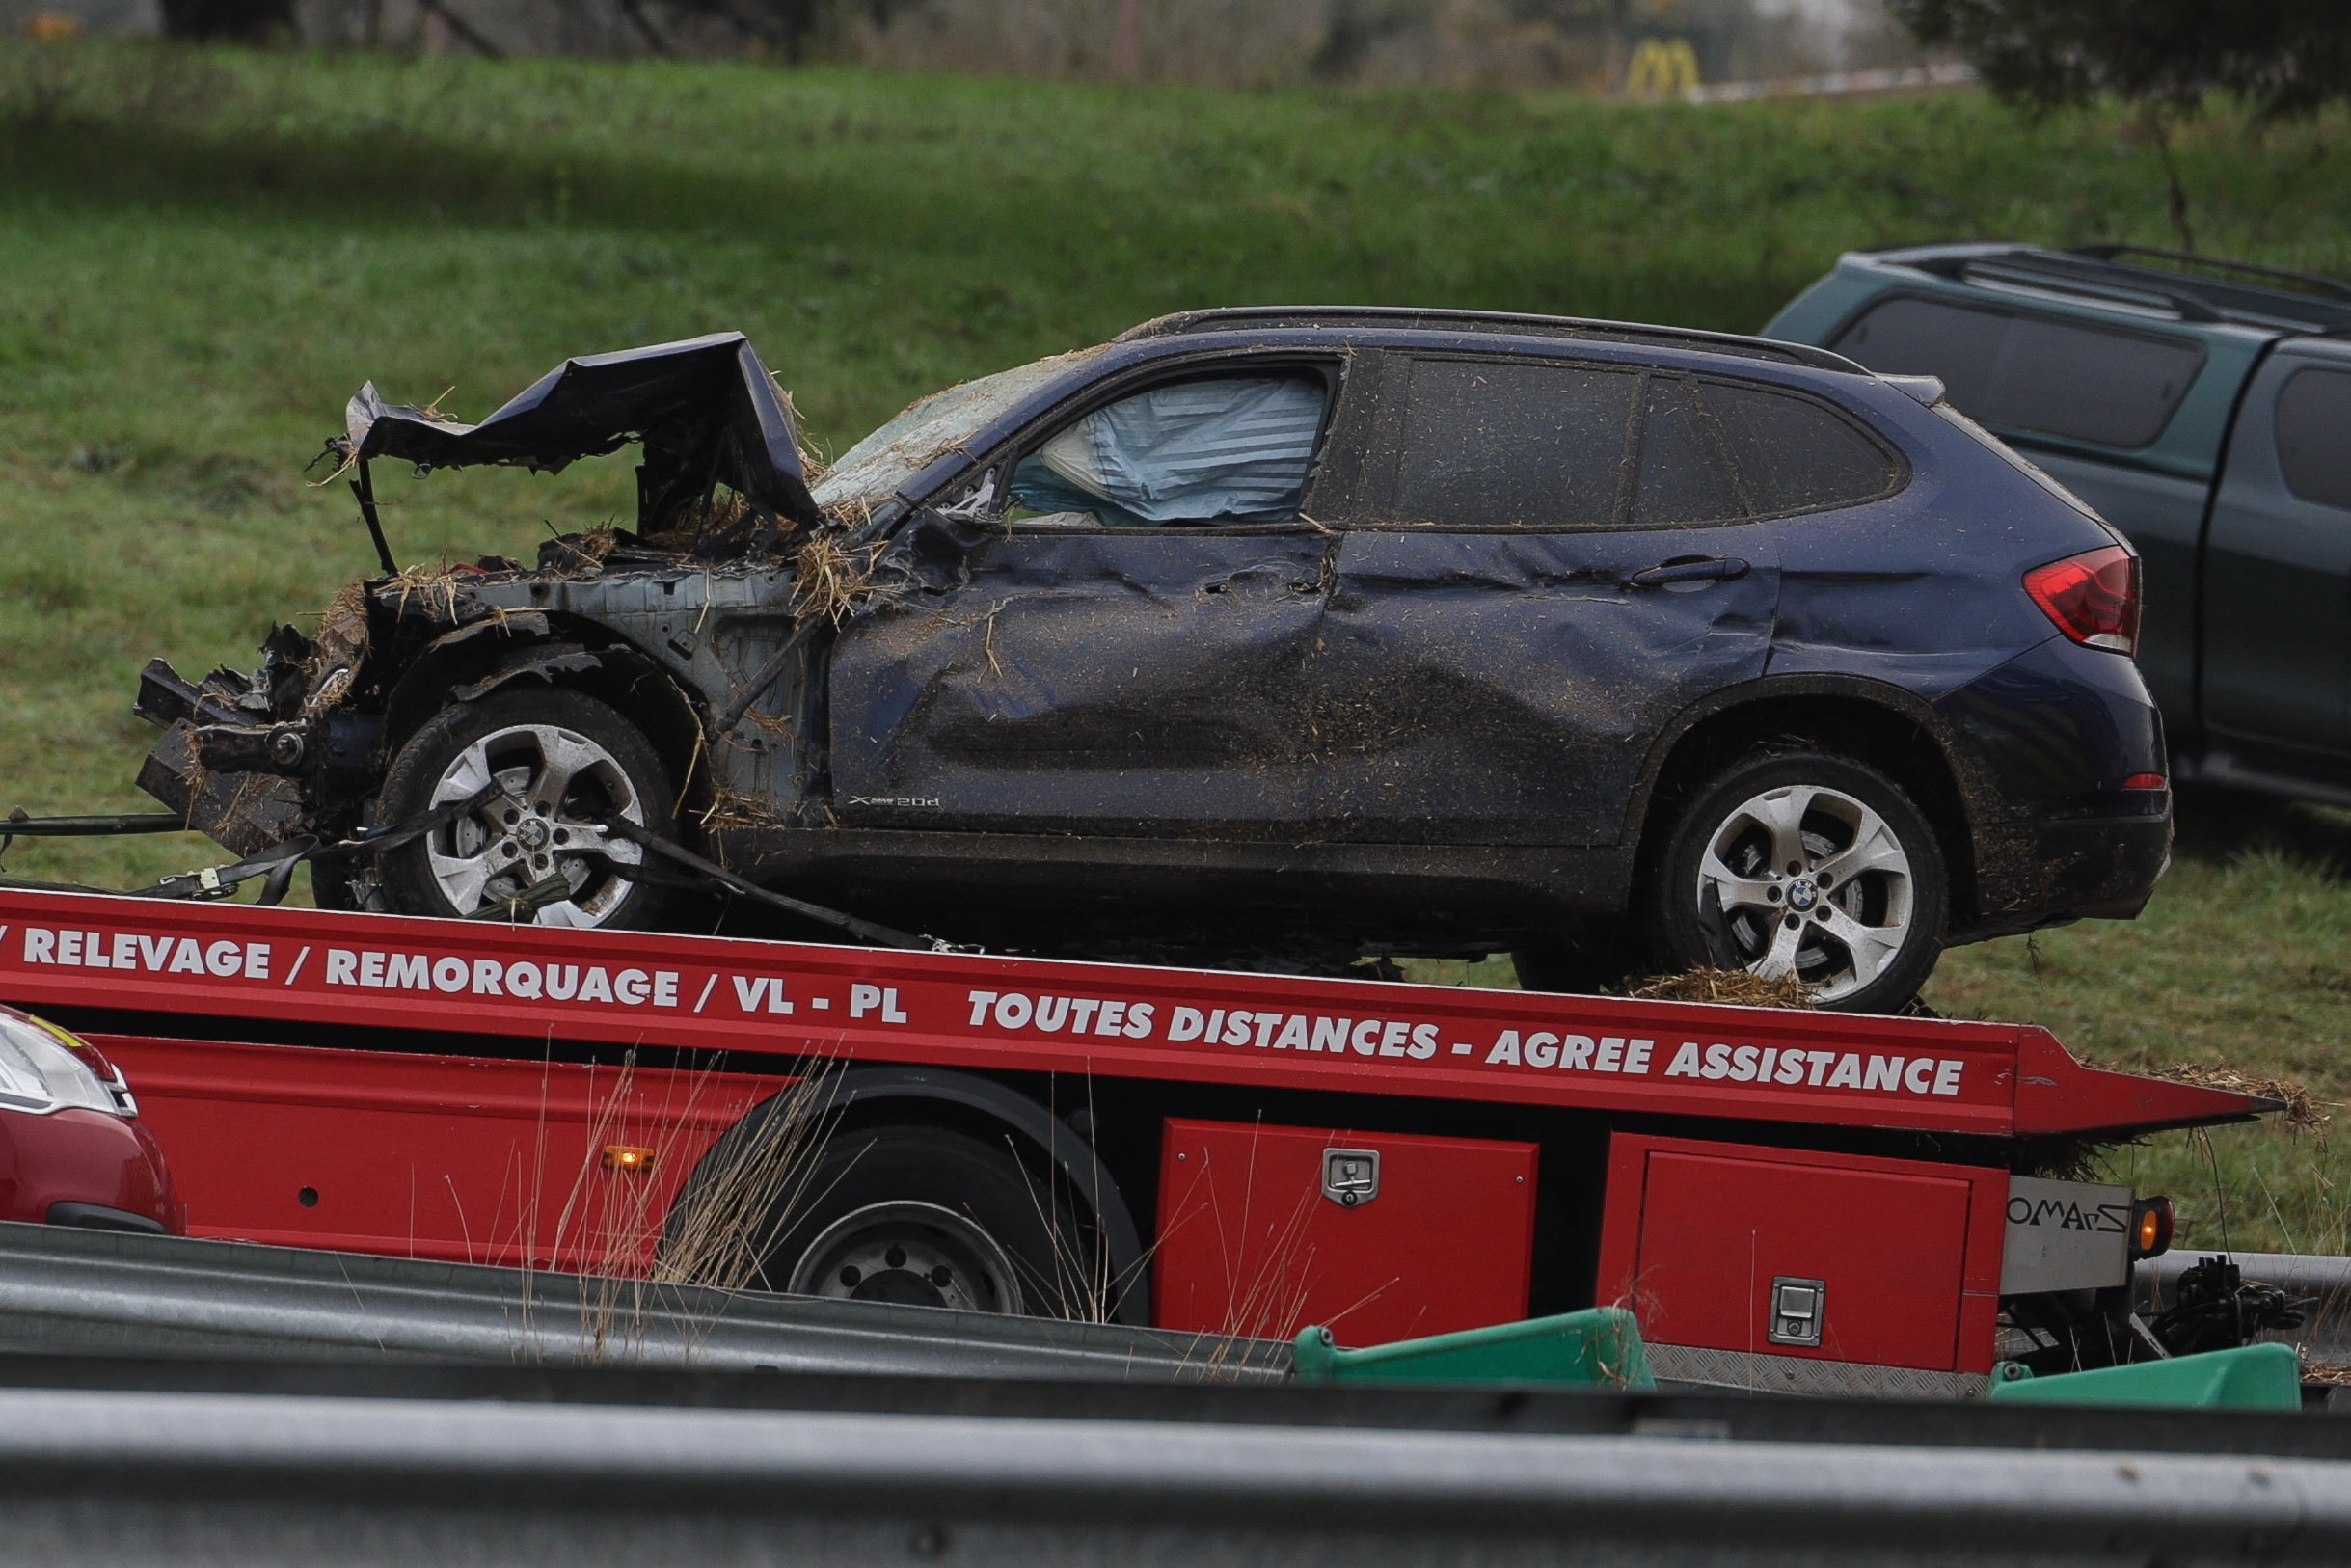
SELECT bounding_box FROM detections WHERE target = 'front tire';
[1643,750,1947,1014]
[373,687,679,930]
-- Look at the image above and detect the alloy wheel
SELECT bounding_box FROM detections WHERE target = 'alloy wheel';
[1693,782,1915,1005]
[423,722,647,927]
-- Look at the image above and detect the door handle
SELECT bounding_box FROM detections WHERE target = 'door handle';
[1627,556,1751,588]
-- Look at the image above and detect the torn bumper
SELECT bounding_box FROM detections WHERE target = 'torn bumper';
[132,655,377,858]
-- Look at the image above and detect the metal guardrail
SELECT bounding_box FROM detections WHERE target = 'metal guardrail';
[0,1222,1285,1382]
[0,1377,2346,1565]
[2136,1251,2351,1363]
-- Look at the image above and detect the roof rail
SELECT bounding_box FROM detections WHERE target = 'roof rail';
[1906,252,2225,323]
[2070,244,2351,305]
[1118,306,1867,373]
[1885,243,2351,333]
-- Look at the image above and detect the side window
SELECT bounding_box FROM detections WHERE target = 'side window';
[1390,359,1638,527]
[1006,373,1328,527]
[2276,367,2351,511]
[1831,296,2202,449]
[1695,379,1900,516]
[1630,376,1744,526]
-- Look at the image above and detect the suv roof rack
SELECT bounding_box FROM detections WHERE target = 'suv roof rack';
[2070,244,2351,305]
[1885,244,2351,334]
[1119,306,1867,373]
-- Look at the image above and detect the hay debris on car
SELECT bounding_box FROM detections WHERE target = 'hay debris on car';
[1623,966,1816,1009]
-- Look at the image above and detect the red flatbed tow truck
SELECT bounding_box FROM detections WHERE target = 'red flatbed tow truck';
[0,885,2274,1396]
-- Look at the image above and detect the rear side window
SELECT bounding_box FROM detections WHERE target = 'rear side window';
[1831,296,2202,449]
[1391,359,1638,527]
[1691,379,1900,516]
[2276,367,2351,511]
[1630,376,1744,526]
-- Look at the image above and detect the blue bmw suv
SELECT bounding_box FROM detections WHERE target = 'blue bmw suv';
[138,312,2170,1013]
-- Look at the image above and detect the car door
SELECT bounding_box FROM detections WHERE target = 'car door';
[1311,353,1795,846]
[824,359,1354,837]
[2201,344,2351,755]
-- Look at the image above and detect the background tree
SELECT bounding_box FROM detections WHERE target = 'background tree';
[1888,0,2351,250]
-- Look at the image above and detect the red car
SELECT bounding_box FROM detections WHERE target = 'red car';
[0,1006,181,1234]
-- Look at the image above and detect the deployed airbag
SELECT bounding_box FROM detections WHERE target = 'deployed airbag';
[1010,375,1325,527]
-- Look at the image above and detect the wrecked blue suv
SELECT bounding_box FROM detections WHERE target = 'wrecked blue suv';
[136,312,2169,1013]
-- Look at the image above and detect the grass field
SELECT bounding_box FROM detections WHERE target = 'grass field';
[1,42,2347,1248]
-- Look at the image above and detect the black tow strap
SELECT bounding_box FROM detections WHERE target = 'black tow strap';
[1,790,950,953]
[596,818,935,952]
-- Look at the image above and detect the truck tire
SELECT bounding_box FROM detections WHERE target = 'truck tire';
[373,687,679,930]
[1642,750,1946,1014]
[753,1124,1085,1318]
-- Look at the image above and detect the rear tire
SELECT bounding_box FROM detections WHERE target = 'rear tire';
[752,1124,1087,1318]
[1641,749,1947,1014]
[373,687,679,930]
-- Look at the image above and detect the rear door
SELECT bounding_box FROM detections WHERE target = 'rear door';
[2202,343,2351,754]
[1312,355,1878,846]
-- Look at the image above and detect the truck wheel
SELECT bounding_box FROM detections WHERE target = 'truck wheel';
[757,1125,1081,1318]
[1643,750,1946,1014]
[374,687,678,930]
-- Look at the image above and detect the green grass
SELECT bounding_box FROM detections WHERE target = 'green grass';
[0,42,2347,1248]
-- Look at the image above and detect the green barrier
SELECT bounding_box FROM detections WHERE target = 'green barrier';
[1988,1342,2303,1411]
[1292,1307,1655,1390]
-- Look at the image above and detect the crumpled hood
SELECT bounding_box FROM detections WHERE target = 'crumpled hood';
[342,331,823,529]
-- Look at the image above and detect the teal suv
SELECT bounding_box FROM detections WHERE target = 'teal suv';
[1770,244,2351,806]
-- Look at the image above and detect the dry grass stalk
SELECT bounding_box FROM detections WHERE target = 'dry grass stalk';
[792,529,884,625]
[1625,966,1816,1009]
[380,562,474,624]
[1153,1132,1395,1379]
[2142,1063,2333,1134]
[511,1054,851,1366]
[1015,1080,1154,1325]
[301,580,372,716]
[654,1066,851,1293]
[777,384,829,486]
[644,492,752,551]
[695,786,789,833]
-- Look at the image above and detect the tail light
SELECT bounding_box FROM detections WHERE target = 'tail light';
[2131,1196,2175,1259]
[2024,546,2140,656]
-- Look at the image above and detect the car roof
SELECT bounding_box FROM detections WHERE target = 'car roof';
[1846,243,2351,336]
[1119,306,1870,374]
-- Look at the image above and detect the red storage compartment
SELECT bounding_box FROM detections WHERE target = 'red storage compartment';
[1596,1134,2004,1379]
[1153,1118,1537,1346]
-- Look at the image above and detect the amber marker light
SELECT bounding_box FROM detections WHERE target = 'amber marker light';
[2131,1197,2175,1259]
[602,1144,657,1174]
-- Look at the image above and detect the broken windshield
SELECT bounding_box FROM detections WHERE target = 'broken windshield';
[811,347,1103,516]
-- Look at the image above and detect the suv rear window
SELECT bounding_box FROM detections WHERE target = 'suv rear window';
[2276,367,2351,511]
[1830,296,2202,449]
